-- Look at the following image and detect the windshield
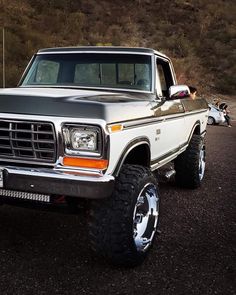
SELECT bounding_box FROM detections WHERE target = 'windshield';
[21,53,152,92]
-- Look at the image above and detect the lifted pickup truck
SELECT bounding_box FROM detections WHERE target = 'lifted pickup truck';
[0,47,208,266]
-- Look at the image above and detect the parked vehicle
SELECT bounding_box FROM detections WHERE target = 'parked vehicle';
[0,46,208,267]
[208,104,225,125]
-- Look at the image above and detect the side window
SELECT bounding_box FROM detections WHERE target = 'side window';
[156,58,174,98]
[157,64,167,92]
[35,60,59,84]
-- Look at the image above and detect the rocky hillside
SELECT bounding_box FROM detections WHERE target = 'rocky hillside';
[0,0,235,96]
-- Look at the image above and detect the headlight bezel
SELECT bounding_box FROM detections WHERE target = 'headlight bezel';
[62,124,103,157]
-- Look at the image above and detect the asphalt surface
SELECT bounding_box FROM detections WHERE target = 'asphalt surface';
[0,125,235,295]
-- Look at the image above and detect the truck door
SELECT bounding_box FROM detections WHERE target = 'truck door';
[150,57,186,165]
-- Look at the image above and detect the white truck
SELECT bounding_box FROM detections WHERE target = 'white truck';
[0,47,208,266]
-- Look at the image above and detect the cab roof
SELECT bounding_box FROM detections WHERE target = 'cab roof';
[37,46,168,59]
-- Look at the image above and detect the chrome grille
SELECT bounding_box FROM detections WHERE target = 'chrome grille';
[0,120,56,163]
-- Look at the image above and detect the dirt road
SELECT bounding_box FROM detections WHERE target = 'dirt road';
[0,125,235,295]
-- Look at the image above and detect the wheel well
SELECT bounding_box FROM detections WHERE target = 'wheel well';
[193,124,200,135]
[123,144,150,167]
[187,123,201,145]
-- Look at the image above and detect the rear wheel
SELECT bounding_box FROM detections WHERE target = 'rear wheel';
[174,134,206,188]
[89,164,160,267]
[207,116,215,125]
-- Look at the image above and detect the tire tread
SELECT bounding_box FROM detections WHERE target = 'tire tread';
[89,164,158,266]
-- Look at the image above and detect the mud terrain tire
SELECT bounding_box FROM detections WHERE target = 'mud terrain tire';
[89,164,160,267]
[174,134,206,189]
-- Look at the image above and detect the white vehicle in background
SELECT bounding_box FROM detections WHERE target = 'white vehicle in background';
[208,104,225,125]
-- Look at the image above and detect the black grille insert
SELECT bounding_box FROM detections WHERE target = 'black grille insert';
[0,120,56,163]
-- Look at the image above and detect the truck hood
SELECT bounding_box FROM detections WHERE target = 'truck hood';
[0,87,154,123]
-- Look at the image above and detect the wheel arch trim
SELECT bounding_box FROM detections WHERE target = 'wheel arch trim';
[112,137,150,177]
[188,121,202,144]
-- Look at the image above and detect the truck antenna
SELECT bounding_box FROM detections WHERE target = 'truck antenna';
[2,27,5,88]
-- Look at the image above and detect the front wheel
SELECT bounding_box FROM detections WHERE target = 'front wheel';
[174,134,206,188]
[89,165,160,267]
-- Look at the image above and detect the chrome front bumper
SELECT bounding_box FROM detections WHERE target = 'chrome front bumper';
[0,166,114,199]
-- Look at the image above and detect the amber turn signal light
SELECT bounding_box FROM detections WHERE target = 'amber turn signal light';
[108,124,123,133]
[63,157,108,170]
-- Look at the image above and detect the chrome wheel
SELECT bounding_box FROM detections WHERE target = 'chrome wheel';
[199,144,206,181]
[133,183,159,252]
[89,165,160,266]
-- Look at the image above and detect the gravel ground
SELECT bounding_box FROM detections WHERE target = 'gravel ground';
[0,125,235,295]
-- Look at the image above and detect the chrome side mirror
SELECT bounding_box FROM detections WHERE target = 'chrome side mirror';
[169,85,190,99]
